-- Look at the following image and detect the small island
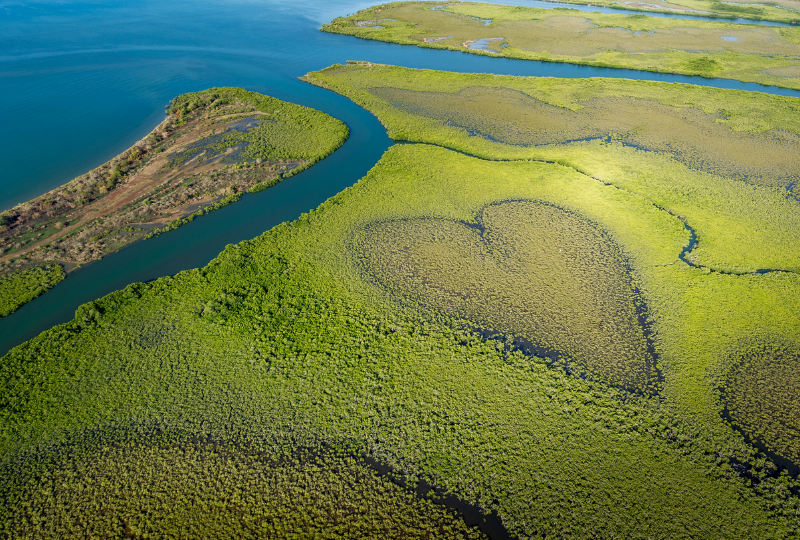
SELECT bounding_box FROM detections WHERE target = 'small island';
[322,1,800,89]
[0,88,348,317]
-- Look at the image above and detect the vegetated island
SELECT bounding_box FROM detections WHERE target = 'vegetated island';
[0,88,348,318]
[322,1,800,89]
[302,62,800,274]
[2,65,799,537]
[534,0,800,24]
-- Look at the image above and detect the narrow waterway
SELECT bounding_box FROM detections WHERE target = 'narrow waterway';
[478,0,795,25]
[1,0,798,356]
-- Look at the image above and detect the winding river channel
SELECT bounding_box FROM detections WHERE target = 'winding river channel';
[1,0,799,355]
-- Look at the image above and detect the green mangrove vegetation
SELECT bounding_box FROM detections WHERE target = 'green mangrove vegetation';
[0,264,64,318]
[0,87,347,313]
[2,141,799,538]
[167,88,348,167]
[6,440,487,539]
[306,63,800,480]
[322,2,800,89]
[302,62,800,530]
[720,340,800,468]
[302,62,800,273]
[357,201,657,392]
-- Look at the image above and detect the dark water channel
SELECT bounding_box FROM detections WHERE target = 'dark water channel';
[363,453,514,540]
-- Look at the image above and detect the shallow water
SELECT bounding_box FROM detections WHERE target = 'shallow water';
[466,37,505,52]
[178,116,271,165]
[476,0,793,25]
[1,0,799,355]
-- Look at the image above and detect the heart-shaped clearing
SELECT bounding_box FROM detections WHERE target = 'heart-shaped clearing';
[356,201,657,393]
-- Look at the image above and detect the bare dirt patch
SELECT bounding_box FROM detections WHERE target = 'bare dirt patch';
[0,101,300,275]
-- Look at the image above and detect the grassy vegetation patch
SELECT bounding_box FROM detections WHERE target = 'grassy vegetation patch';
[544,0,799,24]
[720,340,800,470]
[165,116,274,168]
[685,56,722,74]
[5,439,488,539]
[710,1,765,15]
[0,264,65,318]
[323,2,800,90]
[303,62,800,273]
[356,200,656,393]
[168,88,348,166]
[370,84,800,188]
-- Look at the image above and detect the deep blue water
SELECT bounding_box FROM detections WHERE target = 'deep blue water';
[1,0,799,355]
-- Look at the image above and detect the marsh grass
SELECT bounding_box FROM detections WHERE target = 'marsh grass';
[357,201,657,393]
[323,2,800,89]
[720,340,800,469]
[371,85,800,190]
[543,0,800,24]
[302,63,800,273]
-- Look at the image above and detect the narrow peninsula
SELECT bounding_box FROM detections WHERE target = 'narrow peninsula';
[0,88,348,317]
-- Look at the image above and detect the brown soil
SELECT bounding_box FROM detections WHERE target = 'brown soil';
[0,103,299,276]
